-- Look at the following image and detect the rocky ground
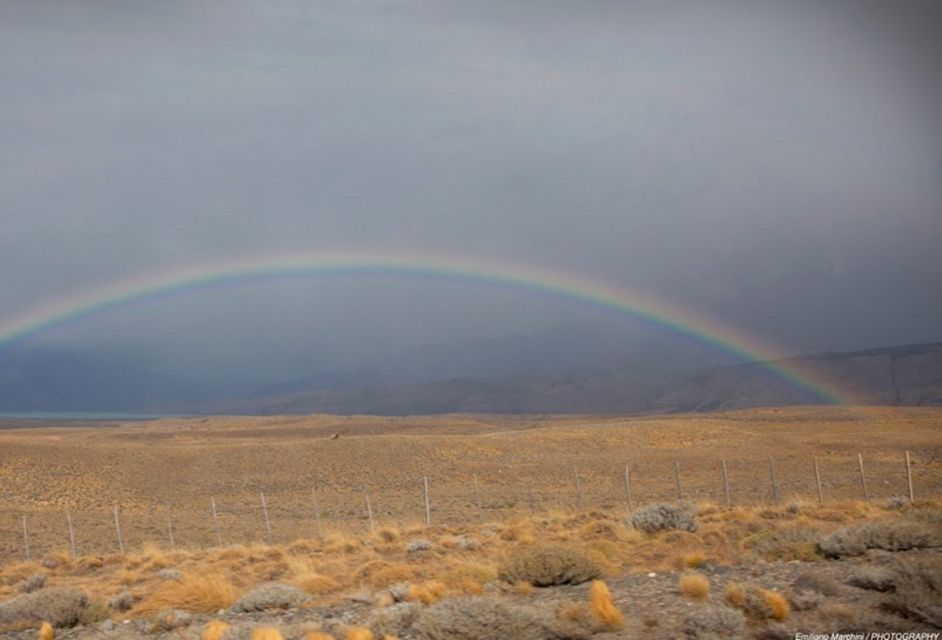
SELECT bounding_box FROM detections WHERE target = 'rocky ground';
[5,549,940,639]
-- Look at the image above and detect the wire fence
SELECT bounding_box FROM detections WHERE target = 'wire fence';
[1,449,936,563]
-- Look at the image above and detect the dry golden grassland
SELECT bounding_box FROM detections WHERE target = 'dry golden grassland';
[0,407,940,637]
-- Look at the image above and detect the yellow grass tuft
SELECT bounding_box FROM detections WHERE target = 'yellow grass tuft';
[368,563,416,589]
[588,580,624,629]
[678,551,705,569]
[513,580,534,596]
[38,622,54,640]
[252,629,285,640]
[296,573,341,595]
[139,573,238,614]
[305,633,335,640]
[202,620,230,640]
[679,572,710,600]
[725,582,745,608]
[345,628,374,640]
[406,580,447,605]
[760,589,790,621]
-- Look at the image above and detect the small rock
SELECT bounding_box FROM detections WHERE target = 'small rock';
[100,619,115,632]
[388,583,411,602]
[647,572,657,578]
[348,590,374,604]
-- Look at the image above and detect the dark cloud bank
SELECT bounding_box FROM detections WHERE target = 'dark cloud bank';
[0,1,939,412]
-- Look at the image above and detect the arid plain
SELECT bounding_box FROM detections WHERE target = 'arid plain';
[1,407,940,638]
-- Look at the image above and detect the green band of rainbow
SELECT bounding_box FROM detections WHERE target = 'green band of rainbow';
[0,251,856,405]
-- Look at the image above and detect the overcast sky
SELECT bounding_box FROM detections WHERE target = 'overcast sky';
[1,1,940,385]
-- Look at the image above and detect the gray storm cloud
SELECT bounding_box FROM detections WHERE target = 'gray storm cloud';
[1,0,939,393]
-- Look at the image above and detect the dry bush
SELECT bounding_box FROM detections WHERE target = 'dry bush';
[742,527,822,562]
[818,519,942,558]
[367,602,422,638]
[726,584,788,621]
[306,633,336,640]
[578,520,622,541]
[0,587,90,628]
[252,629,286,640]
[513,581,535,596]
[680,573,710,601]
[369,564,417,589]
[497,545,601,587]
[232,582,309,613]
[202,619,230,640]
[629,503,698,533]
[441,564,496,595]
[20,575,46,594]
[884,556,942,627]
[846,565,895,592]
[139,574,238,614]
[411,596,582,640]
[345,628,374,640]
[588,580,623,629]
[681,605,745,639]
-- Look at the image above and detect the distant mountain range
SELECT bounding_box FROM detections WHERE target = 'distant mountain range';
[2,340,939,415]
[199,341,942,415]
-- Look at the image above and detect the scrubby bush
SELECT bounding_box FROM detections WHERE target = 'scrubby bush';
[884,556,942,627]
[846,566,895,592]
[681,605,745,639]
[725,584,788,622]
[108,590,135,611]
[497,545,601,587]
[0,587,90,628]
[20,574,46,593]
[411,597,580,640]
[368,602,422,638]
[629,503,698,533]
[231,583,309,613]
[818,520,942,557]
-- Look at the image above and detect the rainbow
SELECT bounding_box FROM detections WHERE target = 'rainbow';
[0,250,857,405]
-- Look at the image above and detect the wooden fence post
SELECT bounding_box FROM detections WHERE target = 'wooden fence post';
[768,456,779,503]
[260,492,273,545]
[113,505,125,555]
[22,515,30,561]
[473,474,483,514]
[573,467,583,511]
[721,459,731,508]
[526,479,535,516]
[624,463,633,514]
[423,476,431,527]
[905,451,914,503]
[66,509,77,557]
[211,497,222,547]
[857,453,869,502]
[311,486,324,537]
[365,493,375,534]
[813,456,824,503]
[166,503,175,551]
[674,462,683,500]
